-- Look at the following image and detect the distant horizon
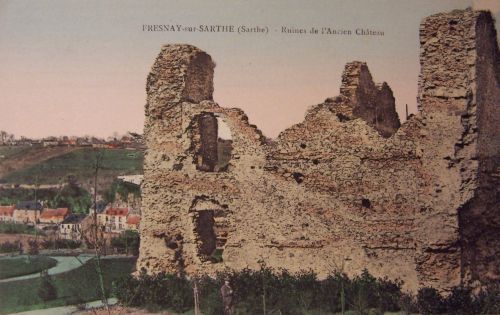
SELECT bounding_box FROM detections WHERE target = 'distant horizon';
[1,0,498,139]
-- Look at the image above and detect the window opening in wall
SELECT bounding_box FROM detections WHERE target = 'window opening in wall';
[193,209,228,263]
[216,117,232,172]
[196,113,233,172]
[362,198,372,208]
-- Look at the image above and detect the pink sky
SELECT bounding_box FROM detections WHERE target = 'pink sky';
[0,0,498,139]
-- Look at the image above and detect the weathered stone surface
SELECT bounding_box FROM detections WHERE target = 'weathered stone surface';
[137,8,499,293]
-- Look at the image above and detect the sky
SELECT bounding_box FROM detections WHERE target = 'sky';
[0,0,499,139]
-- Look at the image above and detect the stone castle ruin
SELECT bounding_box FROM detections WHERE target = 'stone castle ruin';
[137,8,499,292]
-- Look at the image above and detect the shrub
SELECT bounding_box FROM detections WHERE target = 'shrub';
[38,270,57,301]
[347,269,379,315]
[472,283,500,314]
[114,267,407,314]
[376,276,403,312]
[110,230,140,255]
[314,272,344,312]
[446,286,473,315]
[399,292,418,315]
[113,268,193,312]
[0,241,19,253]
[41,238,82,250]
[196,274,223,315]
[417,287,446,315]
[28,240,39,255]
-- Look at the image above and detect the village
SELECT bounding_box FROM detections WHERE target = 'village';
[0,131,145,151]
[0,175,143,253]
[0,134,145,313]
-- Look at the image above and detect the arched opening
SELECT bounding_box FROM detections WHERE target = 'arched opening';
[195,113,233,172]
[182,53,214,103]
[192,208,228,263]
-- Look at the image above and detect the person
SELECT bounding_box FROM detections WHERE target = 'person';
[220,279,234,315]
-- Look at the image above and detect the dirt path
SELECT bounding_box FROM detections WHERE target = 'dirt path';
[0,146,78,178]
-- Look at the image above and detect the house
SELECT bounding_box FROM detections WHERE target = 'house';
[126,214,141,231]
[39,208,69,225]
[0,205,15,222]
[102,207,129,233]
[13,201,43,225]
[42,140,59,147]
[59,214,86,240]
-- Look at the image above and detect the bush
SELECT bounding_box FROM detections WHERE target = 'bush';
[472,283,500,315]
[113,269,193,312]
[110,230,140,255]
[41,239,82,250]
[417,287,446,315]
[114,267,407,315]
[0,241,19,253]
[38,270,57,301]
[197,274,223,315]
[27,240,39,256]
[376,276,403,312]
[446,286,473,315]
[399,292,418,315]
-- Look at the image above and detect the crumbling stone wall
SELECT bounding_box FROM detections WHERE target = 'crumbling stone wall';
[138,8,499,293]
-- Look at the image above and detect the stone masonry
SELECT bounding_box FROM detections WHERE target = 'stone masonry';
[137,8,499,292]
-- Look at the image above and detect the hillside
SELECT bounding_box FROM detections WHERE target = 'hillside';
[0,146,78,178]
[0,147,144,191]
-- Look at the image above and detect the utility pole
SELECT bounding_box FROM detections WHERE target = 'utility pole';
[405,104,409,121]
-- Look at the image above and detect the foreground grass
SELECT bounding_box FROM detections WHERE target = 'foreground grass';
[0,256,57,279]
[0,256,136,314]
[3,148,143,185]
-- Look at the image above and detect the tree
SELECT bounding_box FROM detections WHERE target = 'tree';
[0,130,7,143]
[90,149,111,313]
[48,175,92,214]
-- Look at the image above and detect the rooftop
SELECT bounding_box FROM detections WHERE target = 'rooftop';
[105,208,129,216]
[15,201,43,211]
[0,206,15,216]
[40,208,69,219]
[61,214,87,224]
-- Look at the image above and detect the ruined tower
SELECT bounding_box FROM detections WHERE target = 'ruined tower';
[138,8,499,292]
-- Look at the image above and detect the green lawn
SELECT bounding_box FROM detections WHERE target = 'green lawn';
[0,256,57,279]
[3,148,143,185]
[0,256,137,314]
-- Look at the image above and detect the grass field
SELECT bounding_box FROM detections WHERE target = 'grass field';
[0,256,136,314]
[0,146,33,159]
[0,256,57,279]
[2,148,143,186]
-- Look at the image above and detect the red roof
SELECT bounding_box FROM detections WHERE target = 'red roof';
[127,214,141,225]
[40,208,69,219]
[0,206,15,216]
[105,208,129,216]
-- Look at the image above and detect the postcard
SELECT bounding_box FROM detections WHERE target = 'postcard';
[0,1,499,314]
